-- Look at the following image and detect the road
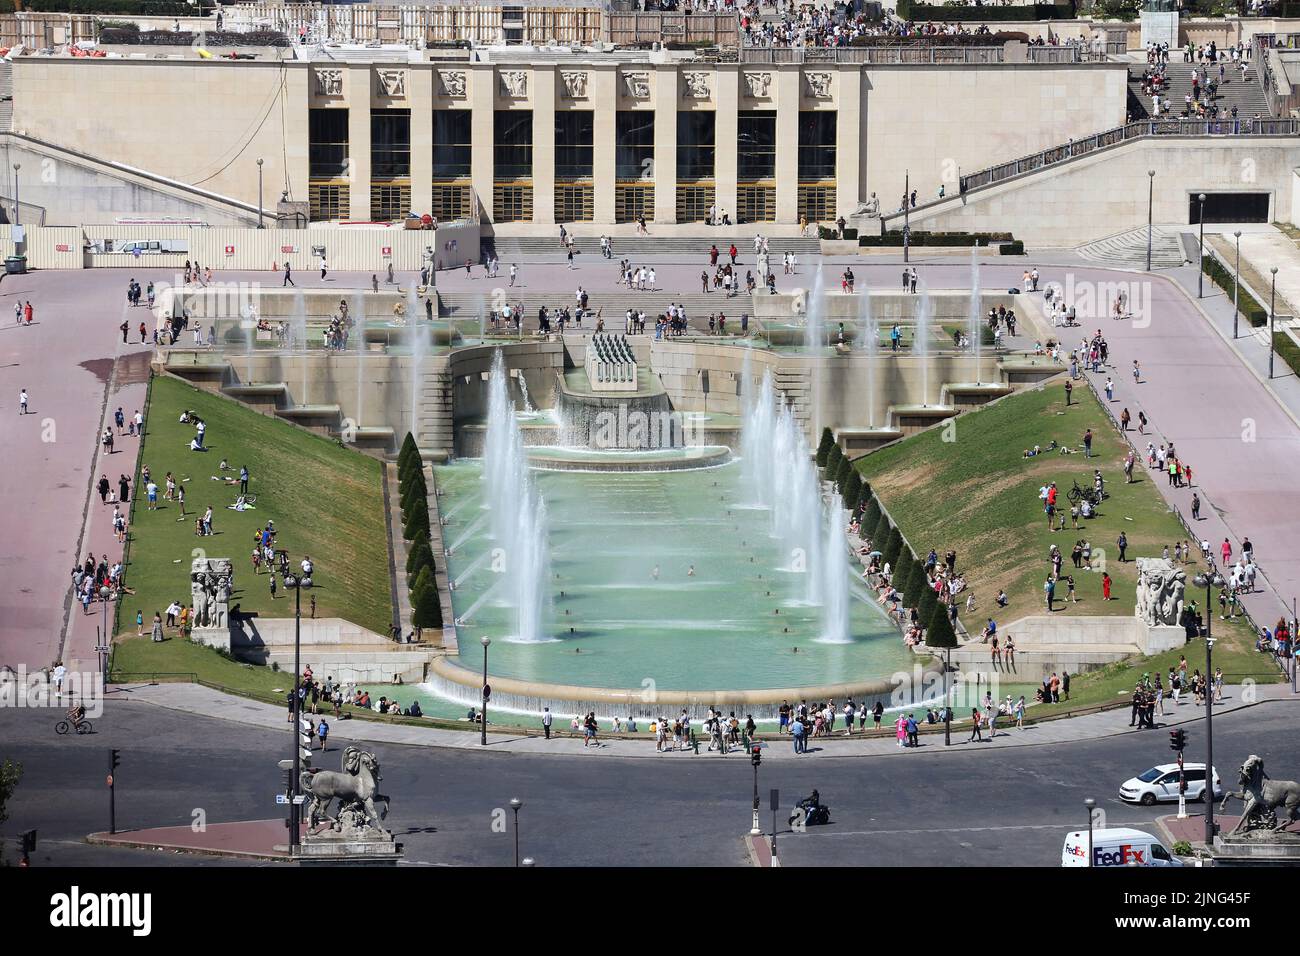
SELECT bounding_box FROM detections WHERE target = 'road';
[0,699,1292,867]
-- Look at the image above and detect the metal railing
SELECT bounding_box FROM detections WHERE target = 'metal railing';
[955,117,1300,194]
[738,41,1096,65]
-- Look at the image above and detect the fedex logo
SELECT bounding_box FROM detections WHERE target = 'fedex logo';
[1096,845,1145,866]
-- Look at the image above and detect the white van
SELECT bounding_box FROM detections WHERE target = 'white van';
[1061,827,1183,867]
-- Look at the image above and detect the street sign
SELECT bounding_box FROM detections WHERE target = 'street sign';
[292,795,306,805]
[277,759,293,770]
[482,683,491,701]
[276,794,289,805]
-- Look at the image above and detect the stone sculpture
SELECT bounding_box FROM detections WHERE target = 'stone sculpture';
[806,72,832,98]
[500,71,528,98]
[1220,755,1300,836]
[683,72,710,98]
[190,557,233,630]
[315,68,343,97]
[744,72,771,98]
[623,71,650,99]
[1134,557,1185,627]
[561,70,588,99]
[301,746,392,837]
[440,70,466,97]
[376,69,406,97]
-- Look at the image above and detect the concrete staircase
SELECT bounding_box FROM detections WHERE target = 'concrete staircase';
[1077,226,1190,269]
[481,234,820,261]
[417,367,455,461]
[1126,62,1272,120]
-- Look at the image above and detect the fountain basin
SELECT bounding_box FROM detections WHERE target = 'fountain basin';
[526,445,731,472]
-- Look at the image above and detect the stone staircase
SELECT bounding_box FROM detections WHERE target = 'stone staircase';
[481,234,820,262]
[417,367,455,461]
[1126,62,1272,120]
[1077,226,1189,269]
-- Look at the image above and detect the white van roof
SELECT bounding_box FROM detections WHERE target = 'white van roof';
[1066,827,1160,843]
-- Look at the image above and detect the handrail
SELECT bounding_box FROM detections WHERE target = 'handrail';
[878,117,1300,224]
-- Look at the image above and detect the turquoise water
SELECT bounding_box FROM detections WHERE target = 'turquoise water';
[435,458,913,691]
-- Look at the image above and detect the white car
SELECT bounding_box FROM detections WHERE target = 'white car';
[1119,763,1222,806]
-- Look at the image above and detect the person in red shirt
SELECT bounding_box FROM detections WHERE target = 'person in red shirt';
[23,301,33,325]
[1046,483,1058,508]
[1102,572,1112,601]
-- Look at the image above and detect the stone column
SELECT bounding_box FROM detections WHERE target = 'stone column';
[653,67,679,224]
[410,67,434,219]
[470,66,495,225]
[714,67,739,227]
[346,64,372,221]
[774,66,800,224]
[533,66,557,226]
[592,68,617,225]
[835,67,863,220]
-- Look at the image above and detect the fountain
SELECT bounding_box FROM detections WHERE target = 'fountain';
[819,490,850,643]
[483,349,552,642]
[351,290,366,429]
[291,288,309,404]
[858,284,877,427]
[915,284,932,406]
[969,246,983,384]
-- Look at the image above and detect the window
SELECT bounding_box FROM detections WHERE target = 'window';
[309,109,349,179]
[798,111,837,182]
[370,183,410,222]
[309,183,348,221]
[556,184,593,223]
[555,110,594,182]
[798,184,834,223]
[371,110,411,178]
[676,111,715,182]
[494,184,532,222]
[738,111,776,182]
[616,111,655,182]
[434,109,472,179]
[616,183,653,223]
[738,185,774,224]
[676,185,715,223]
[431,184,472,222]
[1150,844,1172,861]
[494,111,533,180]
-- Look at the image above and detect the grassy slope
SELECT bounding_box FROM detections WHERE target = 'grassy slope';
[854,379,1277,692]
[119,375,392,643]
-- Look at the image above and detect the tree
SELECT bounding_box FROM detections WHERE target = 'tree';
[869,506,891,544]
[815,426,835,468]
[411,566,443,630]
[926,600,958,650]
[895,557,919,603]
[0,758,21,864]
[403,502,431,541]
[861,499,882,540]
[401,470,428,515]
[845,471,863,511]
[835,457,853,496]
[882,526,903,570]
[399,452,423,489]
[398,431,419,470]
[824,442,843,480]
[406,535,433,575]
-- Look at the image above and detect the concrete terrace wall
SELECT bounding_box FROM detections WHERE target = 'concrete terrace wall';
[906,137,1300,246]
[448,341,566,423]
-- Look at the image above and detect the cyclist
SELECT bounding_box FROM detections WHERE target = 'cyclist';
[66,701,86,728]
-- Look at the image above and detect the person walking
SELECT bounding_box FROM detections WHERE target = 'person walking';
[791,716,806,754]
[542,707,553,739]
[1117,531,1128,563]
[968,708,983,742]
[18,388,28,415]
[1082,428,1093,458]
[283,261,295,287]
[1191,493,1202,520]
[316,717,330,751]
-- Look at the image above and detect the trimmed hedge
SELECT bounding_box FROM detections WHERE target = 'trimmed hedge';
[861,499,883,540]
[818,225,859,241]
[844,471,863,510]
[1000,240,1026,256]
[824,442,844,480]
[881,526,904,570]
[926,600,959,649]
[896,0,1076,20]
[410,566,443,630]
[835,457,853,497]
[861,230,1015,248]
[1203,255,1269,328]
[1273,331,1300,379]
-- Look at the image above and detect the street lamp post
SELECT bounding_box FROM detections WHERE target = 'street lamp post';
[903,169,910,265]
[98,585,112,684]
[257,158,265,229]
[943,647,952,746]
[1196,193,1206,298]
[1269,266,1278,379]
[285,571,303,852]
[509,797,522,867]
[1084,797,1096,868]
[12,163,19,227]
[1232,230,1242,338]
[1146,170,1155,271]
[1194,571,1223,847]
[480,636,491,746]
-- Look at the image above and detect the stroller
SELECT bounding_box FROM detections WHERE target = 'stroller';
[789,789,831,828]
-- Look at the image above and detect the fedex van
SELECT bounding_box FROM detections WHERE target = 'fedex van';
[1061,827,1183,867]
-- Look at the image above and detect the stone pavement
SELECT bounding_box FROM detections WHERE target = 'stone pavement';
[113,678,1297,761]
[88,819,300,860]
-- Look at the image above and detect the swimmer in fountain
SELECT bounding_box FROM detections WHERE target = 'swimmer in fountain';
[651,565,659,580]
[687,565,695,577]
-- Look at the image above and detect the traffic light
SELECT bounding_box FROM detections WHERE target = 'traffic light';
[751,745,762,768]
[1168,729,1187,753]
[298,717,313,764]
[109,749,120,772]
[19,829,35,866]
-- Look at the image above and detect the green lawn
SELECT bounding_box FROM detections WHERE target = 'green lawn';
[118,375,393,643]
[854,379,1276,688]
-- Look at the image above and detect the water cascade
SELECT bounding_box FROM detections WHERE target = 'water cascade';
[915,285,932,406]
[969,246,983,384]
